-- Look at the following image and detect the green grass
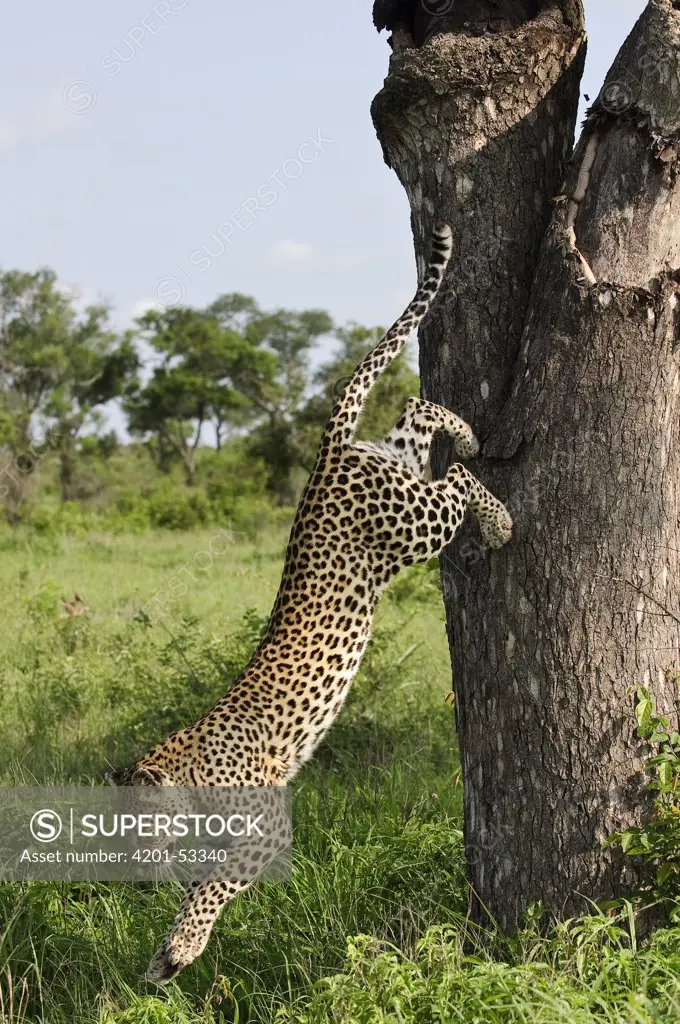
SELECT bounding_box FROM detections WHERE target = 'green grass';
[0,525,679,1022]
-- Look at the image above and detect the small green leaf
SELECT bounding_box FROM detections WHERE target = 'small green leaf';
[636,698,653,737]
[620,830,638,853]
[657,863,674,886]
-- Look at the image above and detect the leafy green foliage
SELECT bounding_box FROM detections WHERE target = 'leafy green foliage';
[278,915,680,1023]
[606,688,680,914]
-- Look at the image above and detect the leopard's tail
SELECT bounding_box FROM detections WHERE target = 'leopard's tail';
[322,223,453,452]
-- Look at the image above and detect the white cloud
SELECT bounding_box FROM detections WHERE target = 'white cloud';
[128,297,157,319]
[0,92,75,155]
[55,280,100,312]
[107,297,158,331]
[0,120,19,153]
[268,240,314,268]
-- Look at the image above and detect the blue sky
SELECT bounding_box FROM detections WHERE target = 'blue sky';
[1,0,647,333]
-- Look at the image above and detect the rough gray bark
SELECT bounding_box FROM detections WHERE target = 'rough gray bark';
[372,0,680,930]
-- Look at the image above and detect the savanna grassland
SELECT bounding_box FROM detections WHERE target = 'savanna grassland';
[1,523,680,1024]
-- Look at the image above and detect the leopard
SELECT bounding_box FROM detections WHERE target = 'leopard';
[110,222,513,983]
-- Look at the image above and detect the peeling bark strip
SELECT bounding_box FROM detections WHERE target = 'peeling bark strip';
[372,0,680,931]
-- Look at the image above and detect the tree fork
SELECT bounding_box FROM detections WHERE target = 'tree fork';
[372,0,680,930]
[371,0,586,437]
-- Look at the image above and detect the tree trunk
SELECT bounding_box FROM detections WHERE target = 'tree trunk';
[372,0,680,930]
[59,443,76,503]
[0,458,28,526]
[154,434,172,475]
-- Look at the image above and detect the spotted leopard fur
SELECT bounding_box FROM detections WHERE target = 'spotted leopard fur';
[111,223,513,983]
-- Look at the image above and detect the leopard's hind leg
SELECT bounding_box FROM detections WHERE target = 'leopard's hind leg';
[400,463,512,561]
[349,449,513,569]
[452,464,513,550]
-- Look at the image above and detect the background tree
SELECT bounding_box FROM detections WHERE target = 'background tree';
[0,269,137,515]
[129,299,334,497]
[127,306,265,485]
[47,323,138,502]
[208,295,334,502]
[371,0,680,930]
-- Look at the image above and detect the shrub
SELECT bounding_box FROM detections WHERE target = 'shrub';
[606,687,680,917]
[146,484,212,530]
[201,444,270,521]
